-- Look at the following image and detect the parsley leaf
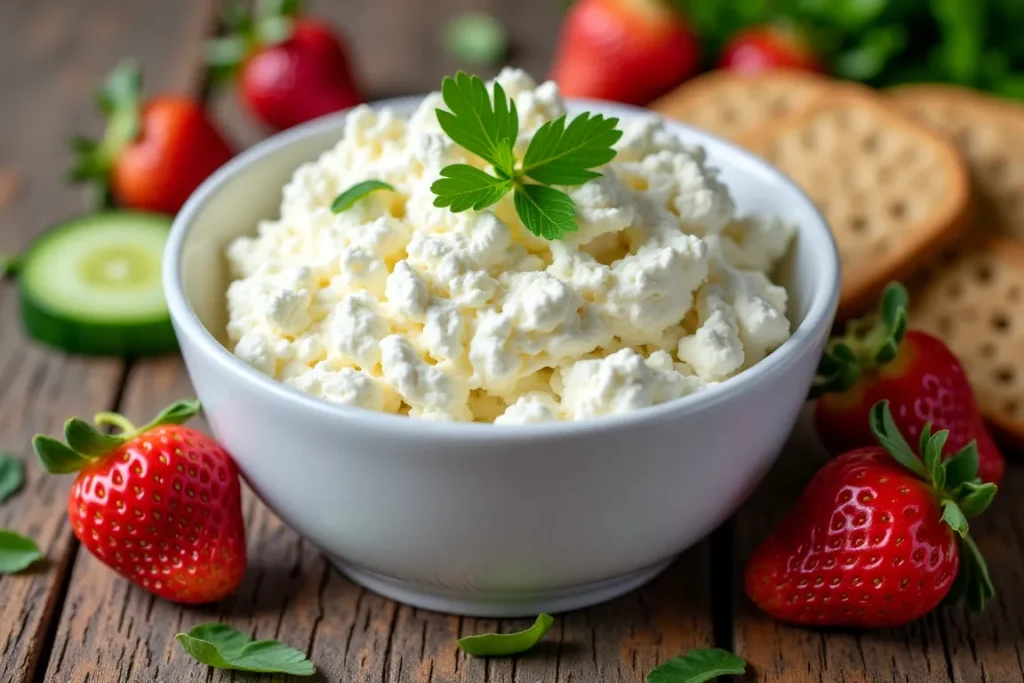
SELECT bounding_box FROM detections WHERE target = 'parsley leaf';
[521,113,622,185]
[0,452,25,504]
[0,530,42,574]
[429,71,621,240]
[436,72,518,175]
[331,179,394,213]
[176,623,316,676]
[458,613,554,657]
[431,165,513,212]
[513,184,578,240]
[647,649,747,683]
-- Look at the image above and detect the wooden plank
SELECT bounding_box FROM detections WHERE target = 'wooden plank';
[0,0,217,678]
[732,409,1024,683]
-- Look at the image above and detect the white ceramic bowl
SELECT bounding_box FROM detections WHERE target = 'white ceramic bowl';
[164,97,840,617]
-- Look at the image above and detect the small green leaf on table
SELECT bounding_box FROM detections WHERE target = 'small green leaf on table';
[331,180,395,213]
[0,530,43,574]
[458,613,554,657]
[176,623,316,676]
[647,648,747,683]
[0,452,25,504]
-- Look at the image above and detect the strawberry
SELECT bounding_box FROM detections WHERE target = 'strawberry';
[32,400,246,604]
[719,24,825,74]
[746,401,996,628]
[208,0,363,132]
[812,283,1006,484]
[550,0,700,105]
[70,60,235,215]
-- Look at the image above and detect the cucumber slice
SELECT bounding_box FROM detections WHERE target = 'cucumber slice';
[18,212,178,356]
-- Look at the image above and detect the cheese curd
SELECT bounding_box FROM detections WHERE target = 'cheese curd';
[225,68,796,424]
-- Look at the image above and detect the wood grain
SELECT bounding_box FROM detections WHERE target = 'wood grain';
[732,409,1024,683]
[0,0,211,679]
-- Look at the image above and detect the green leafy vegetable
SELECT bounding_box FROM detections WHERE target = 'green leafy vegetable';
[331,180,395,213]
[457,613,554,657]
[0,452,25,504]
[176,623,316,676]
[431,72,621,240]
[647,649,747,683]
[443,11,509,66]
[0,530,43,574]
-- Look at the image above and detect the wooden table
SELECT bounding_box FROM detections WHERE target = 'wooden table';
[1,1,1022,681]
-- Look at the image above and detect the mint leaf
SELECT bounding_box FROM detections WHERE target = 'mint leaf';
[521,113,622,185]
[0,530,42,574]
[436,72,518,174]
[331,180,395,213]
[176,623,315,676]
[647,649,747,683]
[0,452,25,504]
[432,165,512,212]
[458,613,554,657]
[513,184,577,239]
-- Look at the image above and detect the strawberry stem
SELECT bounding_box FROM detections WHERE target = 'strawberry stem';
[32,399,202,475]
[94,412,137,435]
[810,282,909,398]
[868,399,998,613]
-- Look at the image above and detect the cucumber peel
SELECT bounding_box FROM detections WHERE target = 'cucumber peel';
[18,212,178,356]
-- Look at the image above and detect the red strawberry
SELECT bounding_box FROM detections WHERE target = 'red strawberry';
[812,283,1006,485]
[33,400,246,604]
[208,0,363,131]
[746,401,996,627]
[719,24,825,74]
[70,60,235,215]
[550,0,700,105]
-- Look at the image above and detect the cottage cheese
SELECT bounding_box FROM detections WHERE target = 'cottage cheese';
[225,68,796,424]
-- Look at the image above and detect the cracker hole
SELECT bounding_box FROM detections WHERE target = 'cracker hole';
[946,280,962,299]
[800,127,817,150]
[862,133,880,153]
[980,342,996,359]
[721,107,738,124]
[975,264,994,284]
[995,367,1016,385]
[889,201,908,221]
[1008,285,1020,303]
[991,313,1010,333]
[1006,399,1020,416]
[936,316,953,336]
[850,215,869,233]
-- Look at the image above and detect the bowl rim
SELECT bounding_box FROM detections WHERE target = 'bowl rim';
[164,95,840,442]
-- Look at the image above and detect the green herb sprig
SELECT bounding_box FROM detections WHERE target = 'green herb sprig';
[457,613,554,657]
[430,72,622,240]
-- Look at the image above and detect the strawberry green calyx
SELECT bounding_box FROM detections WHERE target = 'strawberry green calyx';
[206,0,301,83]
[32,399,201,475]
[869,400,996,612]
[69,59,145,209]
[810,282,909,398]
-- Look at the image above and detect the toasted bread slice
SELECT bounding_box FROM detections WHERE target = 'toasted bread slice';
[739,88,971,320]
[650,69,833,142]
[908,236,1024,445]
[890,84,1024,240]
[889,85,1024,442]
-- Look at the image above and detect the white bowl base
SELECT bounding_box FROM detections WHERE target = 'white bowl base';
[327,554,677,618]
